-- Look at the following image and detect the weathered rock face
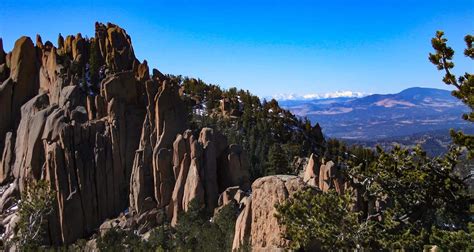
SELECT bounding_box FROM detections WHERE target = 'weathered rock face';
[0,22,316,250]
[130,120,251,226]
[0,23,151,245]
[128,72,251,228]
[155,81,187,149]
[10,37,39,125]
[303,153,319,187]
[0,36,39,158]
[95,22,136,73]
[232,175,307,251]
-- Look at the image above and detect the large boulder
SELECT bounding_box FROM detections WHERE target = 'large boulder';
[232,175,306,251]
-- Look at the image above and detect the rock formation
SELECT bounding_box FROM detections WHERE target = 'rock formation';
[0,23,147,245]
[232,175,307,251]
[303,153,318,187]
[0,22,330,251]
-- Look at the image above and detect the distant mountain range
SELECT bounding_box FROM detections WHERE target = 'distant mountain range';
[279,87,472,142]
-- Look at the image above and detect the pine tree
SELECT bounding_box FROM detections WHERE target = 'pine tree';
[429,31,474,157]
[267,143,289,175]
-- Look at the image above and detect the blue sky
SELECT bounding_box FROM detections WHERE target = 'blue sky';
[1,0,473,97]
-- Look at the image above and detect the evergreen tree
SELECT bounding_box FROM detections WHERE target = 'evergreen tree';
[267,143,289,175]
[429,31,474,157]
[276,189,368,251]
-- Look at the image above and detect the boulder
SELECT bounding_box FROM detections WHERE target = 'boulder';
[232,175,306,251]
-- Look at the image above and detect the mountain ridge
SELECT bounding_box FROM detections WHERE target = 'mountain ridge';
[279,87,470,140]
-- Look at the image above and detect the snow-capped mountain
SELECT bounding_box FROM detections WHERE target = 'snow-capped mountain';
[271,90,367,101]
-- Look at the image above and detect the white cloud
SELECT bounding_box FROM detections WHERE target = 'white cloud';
[271,90,368,100]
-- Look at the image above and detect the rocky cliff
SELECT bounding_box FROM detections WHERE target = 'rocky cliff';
[0,23,342,251]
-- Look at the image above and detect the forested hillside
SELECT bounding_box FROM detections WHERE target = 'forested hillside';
[175,76,325,179]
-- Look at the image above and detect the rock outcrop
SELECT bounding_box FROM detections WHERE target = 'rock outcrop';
[0,36,39,160]
[127,64,251,228]
[303,153,318,187]
[232,175,307,251]
[0,22,324,251]
[0,23,150,245]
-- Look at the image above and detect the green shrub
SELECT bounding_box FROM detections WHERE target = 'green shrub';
[14,180,55,250]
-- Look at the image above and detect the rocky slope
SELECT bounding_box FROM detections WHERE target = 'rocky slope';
[0,23,358,251]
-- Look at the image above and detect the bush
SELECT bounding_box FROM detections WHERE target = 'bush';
[174,198,238,251]
[14,180,55,250]
[96,227,148,251]
[275,189,366,250]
